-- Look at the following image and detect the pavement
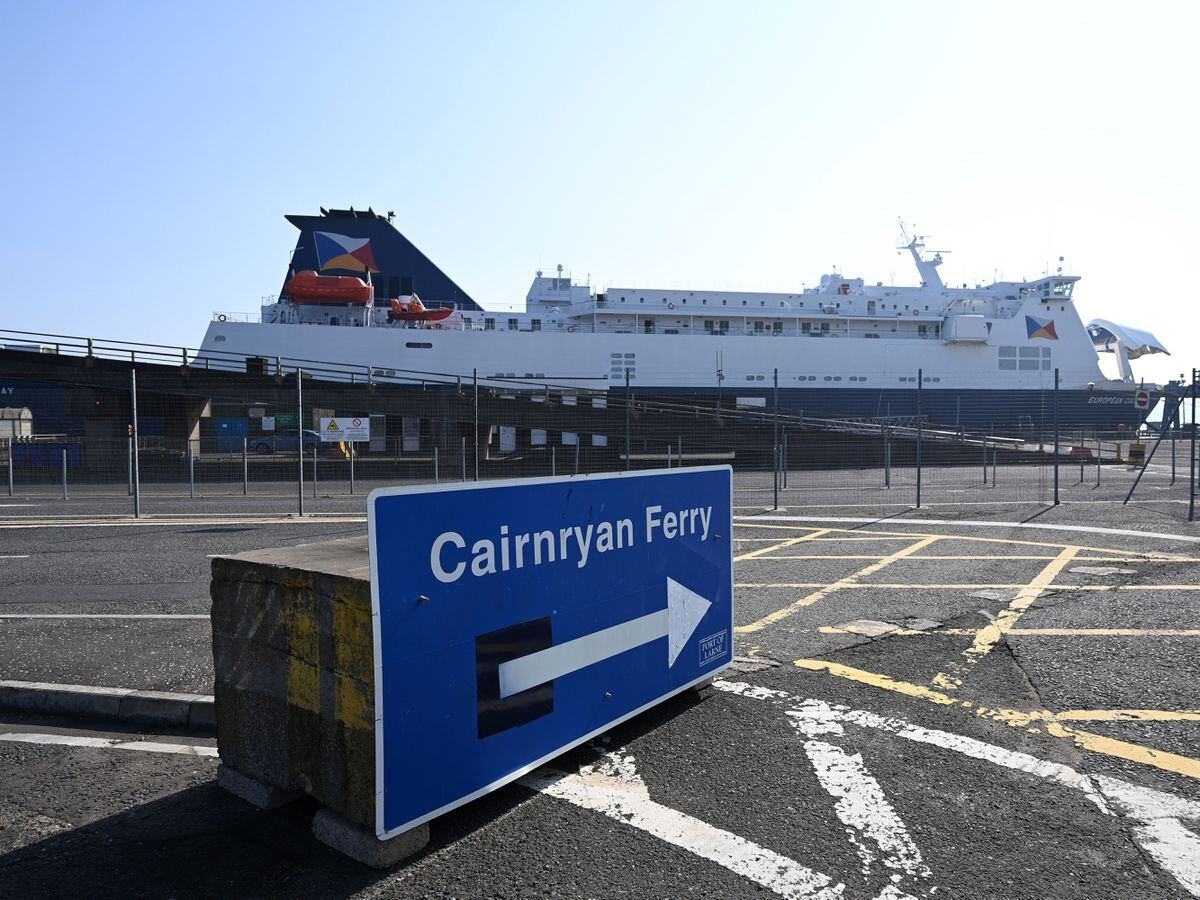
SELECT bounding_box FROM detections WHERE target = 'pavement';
[0,487,1198,898]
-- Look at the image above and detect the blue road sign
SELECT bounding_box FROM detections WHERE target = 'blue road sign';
[368,466,733,839]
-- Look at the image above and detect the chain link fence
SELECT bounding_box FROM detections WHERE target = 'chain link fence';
[0,337,1194,522]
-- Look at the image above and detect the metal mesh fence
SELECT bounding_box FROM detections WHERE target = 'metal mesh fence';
[0,335,1194,522]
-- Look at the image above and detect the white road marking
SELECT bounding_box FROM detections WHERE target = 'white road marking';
[800,739,931,883]
[736,515,1200,545]
[0,732,217,757]
[716,680,1200,897]
[0,554,29,558]
[521,751,846,900]
[0,613,208,620]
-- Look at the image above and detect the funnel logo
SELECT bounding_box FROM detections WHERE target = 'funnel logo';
[1025,315,1059,340]
[314,231,379,273]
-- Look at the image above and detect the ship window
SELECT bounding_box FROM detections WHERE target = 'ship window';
[611,353,622,358]
[754,321,765,333]
[865,333,879,339]
[702,299,707,304]
[213,336,226,342]
[849,376,857,382]
[1041,347,1052,357]
[681,299,687,304]
[760,300,765,306]
[1019,347,1039,358]
[704,320,715,333]
[1042,359,1051,370]
[932,377,940,382]
[508,318,519,330]
[531,319,541,331]
[639,297,644,303]
[1019,359,1039,370]
[405,342,433,349]
[833,376,842,382]
[772,321,782,334]
[802,322,811,333]
[484,318,496,330]
[999,346,1017,357]
[745,376,755,381]
[624,353,635,358]
[722,300,727,305]
[742,301,747,306]
[999,359,1017,371]
[757,375,765,381]
[824,376,833,382]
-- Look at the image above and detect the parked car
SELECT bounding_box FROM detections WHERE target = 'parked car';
[249,429,323,454]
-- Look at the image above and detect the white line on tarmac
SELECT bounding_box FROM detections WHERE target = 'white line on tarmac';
[717,680,1200,897]
[0,614,208,620]
[800,738,931,886]
[0,555,29,559]
[521,750,847,900]
[0,732,217,757]
[736,515,1200,545]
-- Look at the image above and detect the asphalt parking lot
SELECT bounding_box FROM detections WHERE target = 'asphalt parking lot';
[0,499,1198,898]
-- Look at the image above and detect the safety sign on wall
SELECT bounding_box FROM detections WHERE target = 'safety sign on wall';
[319,416,371,442]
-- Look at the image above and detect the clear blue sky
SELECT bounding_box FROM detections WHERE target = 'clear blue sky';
[1,1,1195,385]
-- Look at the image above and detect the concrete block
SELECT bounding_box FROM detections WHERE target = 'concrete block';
[217,764,303,810]
[311,807,429,869]
[211,538,377,829]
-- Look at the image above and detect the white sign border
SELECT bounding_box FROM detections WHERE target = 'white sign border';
[367,465,735,840]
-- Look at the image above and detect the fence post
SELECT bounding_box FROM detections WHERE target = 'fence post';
[782,431,788,488]
[131,368,141,518]
[624,368,631,471]
[772,368,780,511]
[461,436,467,482]
[915,369,923,507]
[575,441,580,475]
[1079,429,1085,484]
[993,445,998,485]
[1190,368,1197,522]
[350,443,356,493]
[312,446,318,499]
[62,445,68,501]
[678,435,683,470]
[128,436,133,495]
[884,427,891,488]
[551,445,556,477]
[1052,369,1060,505]
[7,437,13,497]
[432,446,438,484]
[1171,407,1177,485]
[1096,433,1101,486]
[242,437,248,495]
[473,368,479,482]
[297,367,304,517]
[982,434,988,484]
[188,442,195,499]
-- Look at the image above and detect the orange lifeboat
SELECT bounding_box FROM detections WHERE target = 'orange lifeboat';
[285,270,372,305]
[391,295,454,322]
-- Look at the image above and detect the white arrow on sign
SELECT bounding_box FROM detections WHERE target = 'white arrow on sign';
[497,577,712,699]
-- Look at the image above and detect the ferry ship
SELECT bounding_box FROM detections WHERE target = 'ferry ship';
[199,207,1168,431]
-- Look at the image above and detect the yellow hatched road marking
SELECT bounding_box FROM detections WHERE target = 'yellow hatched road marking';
[733,528,833,562]
[1052,709,1200,723]
[931,546,1080,690]
[731,521,1168,558]
[736,536,941,634]
[735,582,1117,590]
[816,626,1200,638]
[794,658,1200,780]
